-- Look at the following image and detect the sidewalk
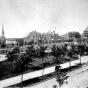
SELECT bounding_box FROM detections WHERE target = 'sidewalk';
[0,56,88,87]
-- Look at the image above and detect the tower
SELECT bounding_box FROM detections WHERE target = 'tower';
[0,23,6,45]
[2,23,5,37]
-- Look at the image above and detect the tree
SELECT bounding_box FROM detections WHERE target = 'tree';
[14,53,30,87]
[14,45,35,87]
[7,47,20,74]
[77,38,81,44]
[62,44,68,54]
[16,38,24,46]
[51,45,65,65]
[7,47,20,63]
[68,44,78,69]
[12,46,20,53]
[25,45,36,68]
[74,32,81,39]
[35,45,47,76]
[51,44,67,87]
[1,43,6,53]
[77,44,86,64]
[27,40,34,45]
[69,32,81,39]
[85,45,88,55]
[14,45,35,73]
[12,43,14,47]
[1,43,6,48]
[55,67,68,87]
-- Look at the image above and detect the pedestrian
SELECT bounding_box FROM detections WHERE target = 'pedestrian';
[52,84,58,88]
[55,65,61,82]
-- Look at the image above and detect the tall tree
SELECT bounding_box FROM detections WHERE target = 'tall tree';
[14,45,36,86]
[69,31,81,39]
[77,45,86,64]
[14,45,35,73]
[51,44,67,87]
[68,44,78,69]
[25,45,36,68]
[7,47,20,74]
[51,45,65,65]
[35,45,47,76]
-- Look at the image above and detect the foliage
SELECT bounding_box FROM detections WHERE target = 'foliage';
[16,38,24,46]
[84,45,88,55]
[35,45,48,70]
[12,47,20,53]
[27,40,34,45]
[14,45,36,73]
[77,38,81,43]
[68,44,78,58]
[62,44,68,54]
[14,54,31,73]
[69,31,81,39]
[68,39,73,42]
[55,65,68,87]
[6,47,20,74]
[1,43,6,48]
[67,44,78,69]
[7,47,20,62]
[51,44,65,64]
[77,45,86,56]
[1,42,87,82]
[35,45,47,58]
[26,45,36,58]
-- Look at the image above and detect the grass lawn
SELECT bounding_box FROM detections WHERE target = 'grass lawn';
[0,59,34,81]
[0,60,12,80]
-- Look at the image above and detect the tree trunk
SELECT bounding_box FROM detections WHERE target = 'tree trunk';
[59,64,61,88]
[79,55,81,65]
[69,59,71,70]
[42,58,44,76]
[11,61,13,74]
[21,72,23,88]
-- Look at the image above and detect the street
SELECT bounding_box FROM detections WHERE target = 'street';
[62,63,88,88]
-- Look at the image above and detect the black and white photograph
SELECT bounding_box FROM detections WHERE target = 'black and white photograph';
[0,0,88,88]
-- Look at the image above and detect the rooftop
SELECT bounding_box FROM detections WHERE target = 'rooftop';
[84,26,88,32]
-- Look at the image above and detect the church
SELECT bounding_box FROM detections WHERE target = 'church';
[0,24,6,45]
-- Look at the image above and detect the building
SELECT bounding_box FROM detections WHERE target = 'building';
[83,26,88,37]
[61,33,70,40]
[6,38,17,44]
[0,24,18,46]
[0,24,6,45]
[24,30,61,44]
[24,30,42,44]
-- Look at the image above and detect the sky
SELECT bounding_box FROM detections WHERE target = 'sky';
[0,0,88,38]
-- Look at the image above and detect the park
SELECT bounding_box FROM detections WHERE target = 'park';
[0,42,88,88]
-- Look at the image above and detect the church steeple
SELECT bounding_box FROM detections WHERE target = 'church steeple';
[2,23,5,37]
[0,23,6,45]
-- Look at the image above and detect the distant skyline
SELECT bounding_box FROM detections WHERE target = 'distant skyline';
[0,0,88,38]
